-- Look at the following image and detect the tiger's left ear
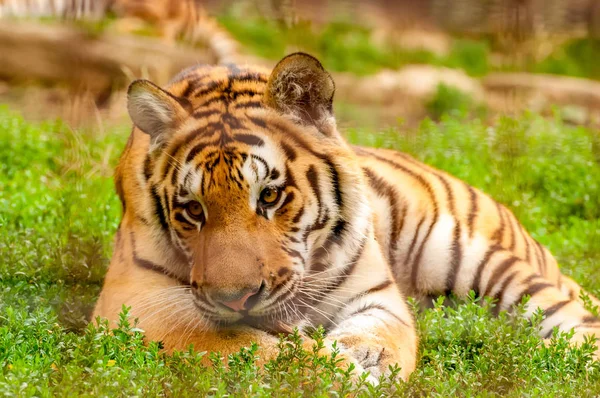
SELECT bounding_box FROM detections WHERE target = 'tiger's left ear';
[127,79,192,144]
[264,52,335,132]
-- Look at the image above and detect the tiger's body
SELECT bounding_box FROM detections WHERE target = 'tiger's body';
[93,53,600,381]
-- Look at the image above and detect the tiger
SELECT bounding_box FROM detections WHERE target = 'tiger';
[93,52,600,382]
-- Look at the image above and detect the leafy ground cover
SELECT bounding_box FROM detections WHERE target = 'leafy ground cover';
[1,106,599,396]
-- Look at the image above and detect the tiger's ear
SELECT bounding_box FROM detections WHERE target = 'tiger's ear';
[264,52,335,129]
[127,79,192,144]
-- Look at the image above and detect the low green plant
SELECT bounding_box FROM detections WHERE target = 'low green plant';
[425,83,487,119]
[535,38,600,80]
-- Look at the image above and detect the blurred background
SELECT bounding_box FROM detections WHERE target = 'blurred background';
[0,0,599,129]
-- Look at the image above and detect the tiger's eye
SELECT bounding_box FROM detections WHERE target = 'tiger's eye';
[260,187,281,206]
[186,201,204,220]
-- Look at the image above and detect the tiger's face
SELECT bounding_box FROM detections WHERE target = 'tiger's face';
[123,53,369,328]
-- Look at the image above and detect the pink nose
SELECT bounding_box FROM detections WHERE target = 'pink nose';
[221,291,257,312]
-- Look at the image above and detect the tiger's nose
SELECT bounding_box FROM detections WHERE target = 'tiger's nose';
[211,283,264,312]
[221,291,257,312]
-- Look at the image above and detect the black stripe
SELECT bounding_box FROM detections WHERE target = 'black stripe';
[269,276,293,298]
[504,207,517,251]
[174,212,194,227]
[192,108,220,119]
[473,245,501,294]
[520,273,540,286]
[347,303,410,327]
[162,130,219,179]
[267,170,279,182]
[492,270,520,315]
[531,239,545,276]
[519,224,531,262]
[582,315,599,324]
[280,141,297,161]
[150,185,169,231]
[279,191,295,210]
[481,256,520,298]
[268,118,322,158]
[271,280,298,307]
[282,246,304,261]
[366,280,393,294]
[192,80,222,97]
[345,280,394,306]
[248,115,267,128]
[491,202,505,244]
[536,241,548,276]
[544,327,558,339]
[229,72,268,83]
[519,282,554,302]
[406,217,425,265]
[333,219,347,237]
[291,206,304,224]
[222,113,243,129]
[235,101,263,109]
[130,233,188,285]
[143,155,153,182]
[306,165,322,218]
[544,300,571,318]
[233,133,265,146]
[466,184,478,238]
[323,157,343,211]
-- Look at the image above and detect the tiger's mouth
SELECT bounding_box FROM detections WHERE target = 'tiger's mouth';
[190,280,304,334]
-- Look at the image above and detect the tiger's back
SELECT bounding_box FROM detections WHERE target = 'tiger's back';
[357,148,561,297]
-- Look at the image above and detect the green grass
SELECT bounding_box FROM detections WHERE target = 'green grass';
[1,106,600,396]
[218,15,490,77]
[535,39,600,81]
[425,83,487,120]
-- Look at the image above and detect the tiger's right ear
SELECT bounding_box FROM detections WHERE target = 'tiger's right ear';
[127,79,192,144]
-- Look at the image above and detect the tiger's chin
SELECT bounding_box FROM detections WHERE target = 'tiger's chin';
[206,310,302,336]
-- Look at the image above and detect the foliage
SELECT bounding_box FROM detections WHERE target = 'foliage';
[219,12,600,82]
[1,107,599,395]
[535,38,600,80]
[219,13,491,77]
[425,83,487,120]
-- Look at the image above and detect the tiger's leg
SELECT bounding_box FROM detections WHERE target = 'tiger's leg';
[324,300,417,382]
[319,254,418,382]
[465,248,600,357]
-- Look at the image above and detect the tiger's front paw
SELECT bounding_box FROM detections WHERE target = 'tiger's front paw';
[326,334,410,383]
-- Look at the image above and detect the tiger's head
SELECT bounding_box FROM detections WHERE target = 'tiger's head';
[119,53,371,329]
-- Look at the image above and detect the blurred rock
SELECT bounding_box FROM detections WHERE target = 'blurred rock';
[336,65,483,105]
[0,20,213,104]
